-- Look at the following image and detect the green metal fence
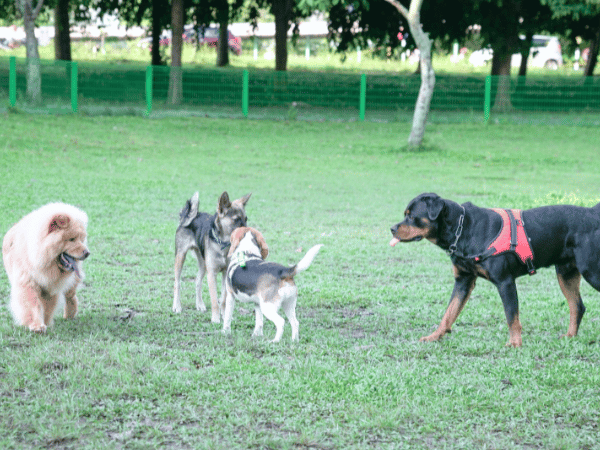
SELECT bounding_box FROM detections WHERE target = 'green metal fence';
[2,56,600,125]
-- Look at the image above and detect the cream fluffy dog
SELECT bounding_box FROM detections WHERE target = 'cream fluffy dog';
[2,203,90,332]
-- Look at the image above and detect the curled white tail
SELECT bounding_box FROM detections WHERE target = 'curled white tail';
[294,244,323,275]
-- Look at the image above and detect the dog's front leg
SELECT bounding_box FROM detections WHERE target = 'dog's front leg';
[206,267,221,323]
[496,278,522,347]
[222,291,234,334]
[420,270,476,343]
[63,285,79,319]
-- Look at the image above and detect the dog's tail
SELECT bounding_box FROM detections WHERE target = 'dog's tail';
[285,244,323,277]
[179,192,199,227]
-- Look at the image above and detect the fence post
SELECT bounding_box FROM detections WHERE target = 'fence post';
[71,61,78,113]
[359,74,366,121]
[242,70,249,118]
[9,56,16,107]
[145,66,153,117]
[484,75,491,123]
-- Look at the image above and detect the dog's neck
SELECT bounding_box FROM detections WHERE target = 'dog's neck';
[438,202,467,253]
[210,220,230,250]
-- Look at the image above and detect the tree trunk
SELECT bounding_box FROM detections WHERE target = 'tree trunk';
[518,33,532,77]
[19,0,44,104]
[384,0,434,149]
[272,0,292,71]
[54,0,71,61]
[151,0,163,66]
[216,1,230,67]
[168,0,184,104]
[491,47,513,112]
[584,23,600,77]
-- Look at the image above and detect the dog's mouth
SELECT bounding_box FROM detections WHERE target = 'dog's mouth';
[389,236,423,247]
[58,253,81,277]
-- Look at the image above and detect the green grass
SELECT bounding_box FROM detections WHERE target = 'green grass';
[1,115,600,449]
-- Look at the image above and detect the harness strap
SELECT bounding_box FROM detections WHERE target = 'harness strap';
[476,208,536,275]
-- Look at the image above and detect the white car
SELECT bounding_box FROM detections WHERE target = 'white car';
[469,35,563,70]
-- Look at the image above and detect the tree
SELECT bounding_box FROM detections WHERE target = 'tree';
[15,0,45,103]
[169,0,184,104]
[543,0,600,77]
[384,0,434,148]
[54,0,71,61]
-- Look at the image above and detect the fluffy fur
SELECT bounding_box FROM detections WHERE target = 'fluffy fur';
[222,227,322,342]
[2,203,90,332]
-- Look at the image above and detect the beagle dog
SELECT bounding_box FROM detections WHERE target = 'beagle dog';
[222,227,322,342]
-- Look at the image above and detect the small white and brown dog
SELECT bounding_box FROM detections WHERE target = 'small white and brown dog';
[222,227,322,342]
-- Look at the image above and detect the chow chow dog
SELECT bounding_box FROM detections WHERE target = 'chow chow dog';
[2,203,90,332]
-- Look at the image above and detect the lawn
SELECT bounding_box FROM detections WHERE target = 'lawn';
[1,114,599,449]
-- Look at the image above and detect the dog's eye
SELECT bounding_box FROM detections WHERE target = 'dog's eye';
[69,238,75,242]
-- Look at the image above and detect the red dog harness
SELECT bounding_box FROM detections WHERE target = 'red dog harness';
[475,209,536,275]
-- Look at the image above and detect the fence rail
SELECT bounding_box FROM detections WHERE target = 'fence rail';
[2,56,600,125]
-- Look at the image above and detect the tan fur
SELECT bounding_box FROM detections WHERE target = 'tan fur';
[228,227,269,260]
[2,203,90,333]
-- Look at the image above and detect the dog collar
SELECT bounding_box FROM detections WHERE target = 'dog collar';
[210,226,230,250]
[446,206,465,256]
[236,252,247,268]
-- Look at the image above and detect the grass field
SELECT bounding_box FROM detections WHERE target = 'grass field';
[1,114,600,449]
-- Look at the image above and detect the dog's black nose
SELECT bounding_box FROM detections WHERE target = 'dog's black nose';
[391,225,398,234]
[81,250,90,260]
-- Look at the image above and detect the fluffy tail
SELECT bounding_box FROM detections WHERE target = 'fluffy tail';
[291,244,323,276]
[179,192,199,227]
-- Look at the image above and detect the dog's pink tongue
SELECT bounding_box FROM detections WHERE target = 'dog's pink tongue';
[389,237,400,247]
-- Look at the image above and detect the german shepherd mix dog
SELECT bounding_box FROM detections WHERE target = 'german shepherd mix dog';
[173,191,251,323]
[222,227,322,342]
[390,192,600,347]
[2,203,90,332]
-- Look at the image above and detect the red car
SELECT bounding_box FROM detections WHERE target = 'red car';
[183,27,242,55]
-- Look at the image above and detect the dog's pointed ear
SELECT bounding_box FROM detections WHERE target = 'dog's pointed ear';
[425,194,445,221]
[252,229,269,260]
[228,227,247,257]
[239,193,252,206]
[218,191,231,215]
[48,214,70,234]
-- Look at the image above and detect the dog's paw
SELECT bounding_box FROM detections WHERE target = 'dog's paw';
[221,328,231,335]
[211,315,221,324]
[172,305,182,314]
[419,333,443,342]
[195,302,207,312]
[29,323,47,333]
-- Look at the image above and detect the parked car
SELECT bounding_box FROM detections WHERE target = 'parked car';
[469,35,563,70]
[183,27,242,55]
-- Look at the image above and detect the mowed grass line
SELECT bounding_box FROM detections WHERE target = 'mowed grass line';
[0,114,599,449]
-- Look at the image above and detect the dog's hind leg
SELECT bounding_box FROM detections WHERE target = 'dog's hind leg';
[260,301,286,343]
[556,265,585,338]
[282,295,299,341]
[173,249,187,313]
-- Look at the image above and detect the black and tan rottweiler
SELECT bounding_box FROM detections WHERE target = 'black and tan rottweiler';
[390,192,600,347]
